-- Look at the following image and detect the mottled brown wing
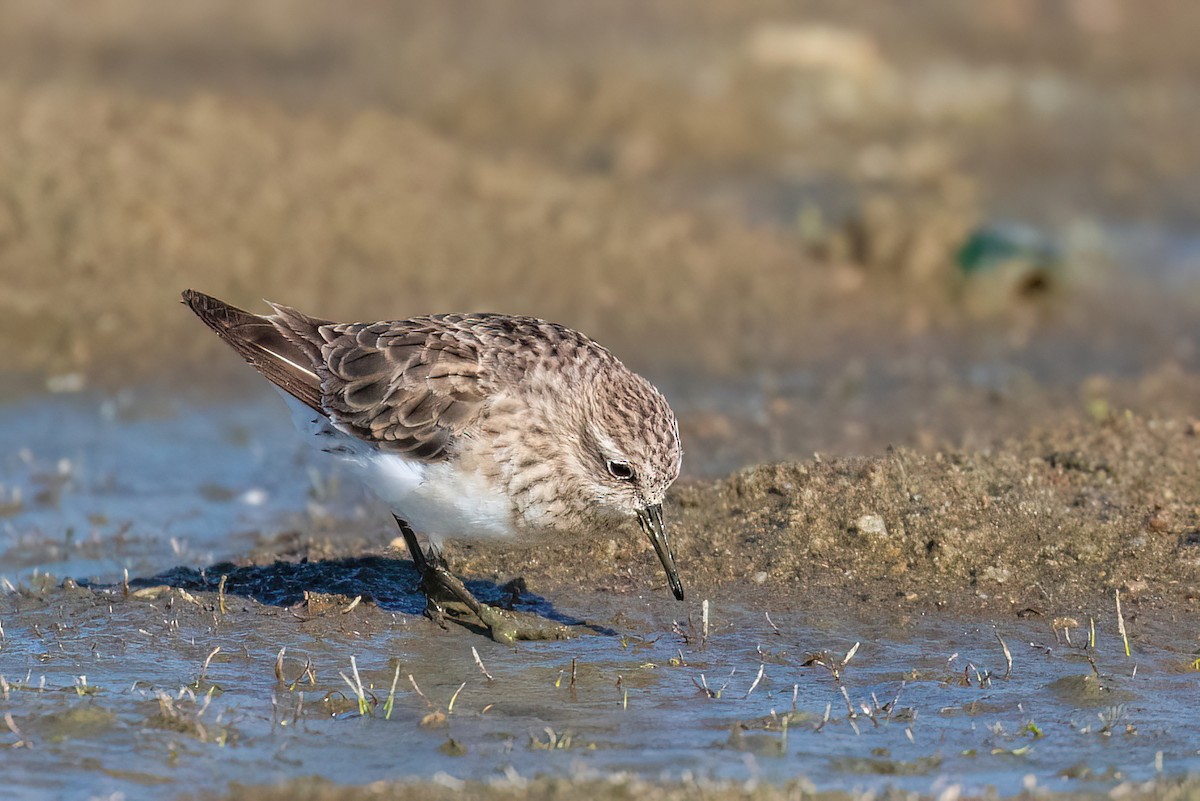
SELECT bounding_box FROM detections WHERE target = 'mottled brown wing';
[301,318,489,462]
[186,292,492,462]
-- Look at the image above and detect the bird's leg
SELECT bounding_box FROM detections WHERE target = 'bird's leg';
[393,515,461,626]
[392,515,572,644]
[420,541,481,619]
[394,515,429,574]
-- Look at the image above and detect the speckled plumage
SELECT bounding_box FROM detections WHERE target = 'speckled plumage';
[182,290,685,601]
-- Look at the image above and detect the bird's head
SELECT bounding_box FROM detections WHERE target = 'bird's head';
[569,366,684,600]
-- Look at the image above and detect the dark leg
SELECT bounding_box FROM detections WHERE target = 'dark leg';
[394,515,428,574]
[393,514,447,627]
[390,515,572,644]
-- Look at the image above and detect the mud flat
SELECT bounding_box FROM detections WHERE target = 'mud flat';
[206,777,1200,801]
[1,398,1198,800]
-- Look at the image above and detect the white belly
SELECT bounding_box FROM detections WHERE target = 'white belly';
[279,392,516,543]
[359,452,516,542]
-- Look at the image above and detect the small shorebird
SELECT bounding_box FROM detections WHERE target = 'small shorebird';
[182,290,684,641]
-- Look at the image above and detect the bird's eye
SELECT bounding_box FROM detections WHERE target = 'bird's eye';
[606,460,635,481]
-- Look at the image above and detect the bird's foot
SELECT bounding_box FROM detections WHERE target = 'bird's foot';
[418,566,571,644]
[418,568,472,627]
[473,604,573,644]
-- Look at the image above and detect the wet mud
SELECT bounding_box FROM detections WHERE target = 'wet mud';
[2,397,1199,801]
[5,560,1200,801]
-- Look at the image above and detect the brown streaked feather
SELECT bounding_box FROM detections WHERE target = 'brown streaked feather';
[183,290,506,464]
[316,320,489,461]
[181,289,325,413]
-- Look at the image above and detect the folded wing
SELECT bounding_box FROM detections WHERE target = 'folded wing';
[182,289,488,463]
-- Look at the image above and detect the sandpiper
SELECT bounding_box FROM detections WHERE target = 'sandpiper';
[182,290,684,641]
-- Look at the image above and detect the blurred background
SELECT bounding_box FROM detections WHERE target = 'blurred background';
[1,0,1198,469]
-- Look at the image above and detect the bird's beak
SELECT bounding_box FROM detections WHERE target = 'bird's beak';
[637,503,684,601]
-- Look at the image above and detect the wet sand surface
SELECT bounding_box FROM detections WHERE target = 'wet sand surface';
[2,389,1198,801]
[4,583,1199,798]
[2,2,1200,799]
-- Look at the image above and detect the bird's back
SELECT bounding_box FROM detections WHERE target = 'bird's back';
[183,291,617,463]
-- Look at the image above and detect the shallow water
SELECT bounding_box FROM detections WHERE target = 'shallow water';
[0,392,314,584]
[1,580,1195,801]
[0,391,1198,800]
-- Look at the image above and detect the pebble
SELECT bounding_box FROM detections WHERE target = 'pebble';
[854,513,888,537]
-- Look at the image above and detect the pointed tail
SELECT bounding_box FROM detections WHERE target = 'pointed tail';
[181,289,325,412]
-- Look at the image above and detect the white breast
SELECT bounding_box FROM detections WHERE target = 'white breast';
[279,392,517,544]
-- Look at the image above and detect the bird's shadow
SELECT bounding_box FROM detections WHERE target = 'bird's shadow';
[122,555,615,636]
